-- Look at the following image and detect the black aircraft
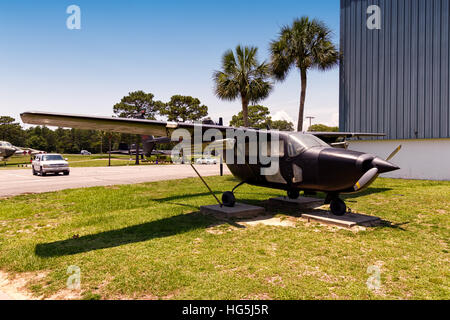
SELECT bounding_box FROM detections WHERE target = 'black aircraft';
[20,111,400,216]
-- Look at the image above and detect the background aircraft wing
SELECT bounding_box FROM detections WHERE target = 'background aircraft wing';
[15,147,44,155]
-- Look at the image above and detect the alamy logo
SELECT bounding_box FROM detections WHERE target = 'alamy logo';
[366,265,381,291]
[66,5,81,30]
[66,265,81,290]
[367,5,381,30]
[170,127,281,176]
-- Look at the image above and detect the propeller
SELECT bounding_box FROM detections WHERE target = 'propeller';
[354,167,379,191]
[354,145,402,191]
[387,145,402,161]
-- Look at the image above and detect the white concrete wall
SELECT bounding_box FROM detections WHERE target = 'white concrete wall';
[348,139,450,181]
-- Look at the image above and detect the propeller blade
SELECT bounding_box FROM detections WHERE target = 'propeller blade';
[354,168,379,191]
[387,145,402,161]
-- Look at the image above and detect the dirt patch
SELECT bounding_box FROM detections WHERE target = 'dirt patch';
[266,275,285,287]
[48,288,82,300]
[0,270,85,300]
[242,216,297,228]
[0,270,48,300]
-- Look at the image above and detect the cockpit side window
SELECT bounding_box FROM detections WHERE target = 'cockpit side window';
[288,140,305,157]
[265,139,285,158]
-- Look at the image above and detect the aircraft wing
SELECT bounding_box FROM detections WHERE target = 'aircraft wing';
[21,112,386,143]
[309,131,385,144]
[20,111,233,137]
[308,132,385,139]
[21,111,174,136]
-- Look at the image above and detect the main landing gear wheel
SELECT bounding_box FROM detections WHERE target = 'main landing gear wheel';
[222,191,236,208]
[330,198,347,216]
[287,189,300,200]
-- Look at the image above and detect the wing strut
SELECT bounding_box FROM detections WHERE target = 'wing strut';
[190,164,223,207]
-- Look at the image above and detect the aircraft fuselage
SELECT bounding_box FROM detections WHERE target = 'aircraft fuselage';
[225,132,399,195]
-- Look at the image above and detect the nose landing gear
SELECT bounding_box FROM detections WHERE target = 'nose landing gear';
[222,191,236,207]
[222,181,247,207]
[325,194,347,216]
[287,189,300,200]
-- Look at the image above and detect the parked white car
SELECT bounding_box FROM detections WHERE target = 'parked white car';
[32,153,70,176]
[80,150,91,155]
[196,157,218,165]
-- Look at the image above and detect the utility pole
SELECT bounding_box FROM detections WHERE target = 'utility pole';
[108,133,112,167]
[100,131,104,155]
[306,116,315,131]
[219,117,224,176]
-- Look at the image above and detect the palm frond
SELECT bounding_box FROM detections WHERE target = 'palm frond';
[270,16,338,76]
[213,45,272,103]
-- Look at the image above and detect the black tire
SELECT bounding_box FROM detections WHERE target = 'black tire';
[287,189,300,200]
[222,191,236,208]
[32,167,37,176]
[40,167,46,176]
[330,198,347,216]
[64,171,69,176]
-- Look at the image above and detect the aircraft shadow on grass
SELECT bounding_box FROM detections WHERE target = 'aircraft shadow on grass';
[35,211,217,257]
[34,198,264,258]
[35,188,402,258]
[343,187,393,199]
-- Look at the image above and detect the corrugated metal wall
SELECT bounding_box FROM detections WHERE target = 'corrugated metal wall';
[340,0,450,139]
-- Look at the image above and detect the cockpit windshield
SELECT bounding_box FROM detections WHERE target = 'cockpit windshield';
[42,155,64,161]
[0,142,13,147]
[287,133,329,157]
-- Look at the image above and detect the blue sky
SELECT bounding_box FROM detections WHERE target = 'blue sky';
[0,0,340,128]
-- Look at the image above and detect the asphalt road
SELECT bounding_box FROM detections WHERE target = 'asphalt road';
[0,164,230,198]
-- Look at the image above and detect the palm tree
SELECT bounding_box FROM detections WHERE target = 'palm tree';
[213,45,272,127]
[270,17,339,131]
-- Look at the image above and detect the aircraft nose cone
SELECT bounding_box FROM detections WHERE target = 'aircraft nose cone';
[372,157,400,174]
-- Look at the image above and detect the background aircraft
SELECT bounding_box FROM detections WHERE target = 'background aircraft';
[0,140,44,161]
[0,141,17,161]
[108,136,173,158]
[21,111,400,215]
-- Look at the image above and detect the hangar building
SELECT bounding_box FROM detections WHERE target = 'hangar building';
[340,0,450,180]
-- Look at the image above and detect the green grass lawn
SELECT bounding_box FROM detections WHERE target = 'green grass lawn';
[1,154,173,169]
[60,154,135,168]
[0,177,448,300]
[0,155,33,169]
